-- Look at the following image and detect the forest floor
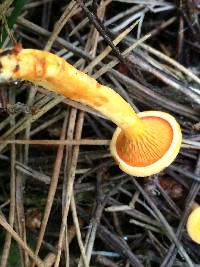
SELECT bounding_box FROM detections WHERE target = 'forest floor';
[1,0,200,266]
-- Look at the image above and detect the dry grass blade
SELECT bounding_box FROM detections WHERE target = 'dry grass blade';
[131,178,194,267]
[30,114,68,267]
[54,111,84,267]
[0,144,16,267]
[0,139,110,145]
[0,213,45,267]
[140,43,200,86]
[0,96,64,152]
[93,33,151,79]
[84,19,140,73]
[45,0,77,51]
[71,193,89,267]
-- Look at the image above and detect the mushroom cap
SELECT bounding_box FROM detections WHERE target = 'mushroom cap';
[110,111,182,177]
[187,206,200,244]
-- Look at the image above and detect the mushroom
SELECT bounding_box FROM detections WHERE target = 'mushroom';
[0,47,182,177]
[187,203,200,244]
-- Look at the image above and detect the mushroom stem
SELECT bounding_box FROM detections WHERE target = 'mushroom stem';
[0,48,140,131]
[0,48,182,177]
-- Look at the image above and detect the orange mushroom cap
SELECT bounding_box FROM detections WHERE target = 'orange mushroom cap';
[110,111,182,177]
[187,205,200,244]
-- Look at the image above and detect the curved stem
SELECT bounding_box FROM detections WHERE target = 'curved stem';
[0,49,141,131]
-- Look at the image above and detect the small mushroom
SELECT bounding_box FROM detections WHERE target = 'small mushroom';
[187,203,200,244]
[0,48,182,177]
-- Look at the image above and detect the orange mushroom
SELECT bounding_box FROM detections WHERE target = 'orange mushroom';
[0,47,182,177]
[186,203,200,244]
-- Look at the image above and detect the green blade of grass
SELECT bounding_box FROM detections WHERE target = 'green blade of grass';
[0,0,27,47]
